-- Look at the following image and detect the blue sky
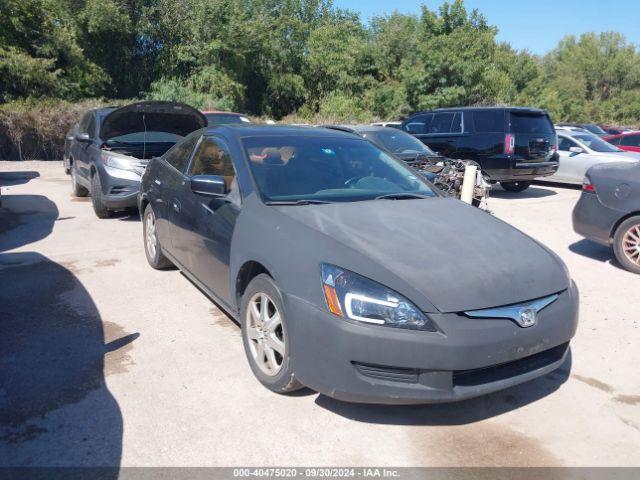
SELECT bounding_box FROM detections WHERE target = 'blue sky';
[334,0,640,55]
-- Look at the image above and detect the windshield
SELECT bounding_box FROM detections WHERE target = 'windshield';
[509,113,553,134]
[583,124,607,136]
[364,130,436,155]
[206,113,250,125]
[243,136,436,203]
[105,131,183,144]
[573,133,622,153]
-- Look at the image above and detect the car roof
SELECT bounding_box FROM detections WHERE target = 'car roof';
[557,130,593,137]
[409,106,547,115]
[604,131,640,138]
[90,106,118,116]
[202,111,245,115]
[555,126,589,133]
[557,122,600,127]
[204,124,362,139]
[324,124,390,134]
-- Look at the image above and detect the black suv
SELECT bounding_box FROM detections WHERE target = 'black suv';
[402,107,559,192]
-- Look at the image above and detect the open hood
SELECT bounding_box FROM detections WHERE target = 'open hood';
[100,101,206,140]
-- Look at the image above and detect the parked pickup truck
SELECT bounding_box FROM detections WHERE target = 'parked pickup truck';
[402,107,559,192]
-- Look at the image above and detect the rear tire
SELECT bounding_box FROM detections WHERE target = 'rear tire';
[613,216,640,274]
[240,274,303,394]
[91,172,112,218]
[71,162,88,197]
[143,204,173,269]
[500,181,531,192]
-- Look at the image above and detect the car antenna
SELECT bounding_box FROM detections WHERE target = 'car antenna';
[142,113,147,160]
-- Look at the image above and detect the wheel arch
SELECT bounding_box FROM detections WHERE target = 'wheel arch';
[235,261,274,309]
[610,211,640,241]
[139,196,150,220]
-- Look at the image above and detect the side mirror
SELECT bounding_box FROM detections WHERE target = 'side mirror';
[569,146,583,154]
[190,175,227,197]
[75,132,92,143]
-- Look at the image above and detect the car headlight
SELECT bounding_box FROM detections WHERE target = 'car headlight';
[100,152,134,171]
[321,263,437,331]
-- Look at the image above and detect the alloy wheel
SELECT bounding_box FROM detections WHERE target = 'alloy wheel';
[246,292,285,376]
[622,223,640,266]
[145,211,157,259]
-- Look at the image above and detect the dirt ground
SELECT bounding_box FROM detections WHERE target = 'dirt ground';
[1,161,638,467]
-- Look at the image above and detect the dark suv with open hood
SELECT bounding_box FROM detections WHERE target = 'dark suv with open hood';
[68,101,206,218]
[402,107,559,192]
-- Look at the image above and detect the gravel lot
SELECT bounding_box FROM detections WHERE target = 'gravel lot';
[1,161,639,467]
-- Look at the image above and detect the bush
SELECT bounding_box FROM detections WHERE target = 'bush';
[0,98,113,160]
[145,68,245,112]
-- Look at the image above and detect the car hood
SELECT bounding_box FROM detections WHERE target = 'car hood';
[277,198,569,313]
[100,101,206,140]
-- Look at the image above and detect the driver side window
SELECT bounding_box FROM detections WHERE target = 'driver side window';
[79,113,92,134]
[188,137,236,192]
[558,137,577,151]
[163,133,200,173]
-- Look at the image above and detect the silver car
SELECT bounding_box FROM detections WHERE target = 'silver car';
[546,131,640,185]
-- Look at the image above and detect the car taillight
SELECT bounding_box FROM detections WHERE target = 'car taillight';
[504,134,515,155]
[582,177,596,193]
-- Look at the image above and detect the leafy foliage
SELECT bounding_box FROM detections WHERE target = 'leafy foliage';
[1,0,640,142]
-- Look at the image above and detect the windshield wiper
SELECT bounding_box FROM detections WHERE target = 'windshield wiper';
[375,193,431,200]
[265,199,333,206]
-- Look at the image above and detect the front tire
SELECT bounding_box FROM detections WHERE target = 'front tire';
[500,181,531,192]
[71,162,88,197]
[240,274,303,394]
[143,204,173,269]
[91,172,112,218]
[613,216,640,274]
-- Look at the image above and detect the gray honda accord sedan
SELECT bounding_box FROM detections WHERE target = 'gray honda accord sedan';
[138,125,578,404]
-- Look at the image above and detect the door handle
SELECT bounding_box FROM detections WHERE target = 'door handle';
[172,199,181,213]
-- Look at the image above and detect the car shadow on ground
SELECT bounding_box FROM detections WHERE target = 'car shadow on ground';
[314,352,572,426]
[533,181,581,191]
[568,239,628,272]
[0,252,127,473]
[0,171,40,187]
[0,193,128,472]
[113,208,141,222]
[0,194,58,252]
[490,184,558,200]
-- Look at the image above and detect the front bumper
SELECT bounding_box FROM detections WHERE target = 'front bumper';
[286,283,578,404]
[98,166,142,209]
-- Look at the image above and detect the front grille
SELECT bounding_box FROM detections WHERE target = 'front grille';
[353,362,419,384]
[109,186,131,195]
[452,342,568,387]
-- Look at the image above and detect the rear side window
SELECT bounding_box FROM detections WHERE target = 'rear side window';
[163,133,200,173]
[404,114,433,135]
[509,113,553,134]
[621,134,640,147]
[428,112,462,134]
[473,111,504,133]
[607,137,621,145]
